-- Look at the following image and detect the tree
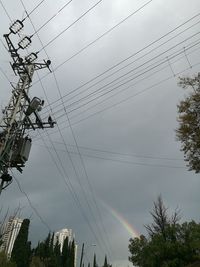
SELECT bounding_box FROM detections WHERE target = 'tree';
[103,255,111,267]
[176,74,200,173]
[103,256,108,267]
[0,252,16,267]
[128,196,200,267]
[93,254,98,267]
[11,218,30,267]
[29,256,45,267]
[69,239,75,267]
[62,236,69,267]
[144,195,180,240]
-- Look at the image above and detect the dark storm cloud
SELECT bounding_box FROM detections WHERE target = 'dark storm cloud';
[1,1,200,266]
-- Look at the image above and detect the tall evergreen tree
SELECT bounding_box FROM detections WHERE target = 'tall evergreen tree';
[11,219,30,267]
[44,232,51,260]
[93,254,98,267]
[103,255,108,267]
[54,240,61,267]
[62,236,69,267]
[69,239,75,267]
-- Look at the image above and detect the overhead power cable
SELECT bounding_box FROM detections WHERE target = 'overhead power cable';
[34,144,185,169]
[39,0,104,51]
[40,19,200,117]
[53,0,154,71]
[0,0,12,22]
[11,171,52,231]
[32,44,200,142]
[42,141,184,161]
[34,0,73,34]
[32,44,200,140]
[20,0,113,258]
[50,72,113,260]
[42,36,200,120]
[32,56,200,140]
[24,0,46,19]
[35,12,200,103]
[2,0,112,257]
[65,45,200,122]
[0,66,12,84]
[40,28,200,119]
[38,131,109,257]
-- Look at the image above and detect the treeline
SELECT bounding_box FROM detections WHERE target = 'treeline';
[0,219,112,267]
[0,218,76,267]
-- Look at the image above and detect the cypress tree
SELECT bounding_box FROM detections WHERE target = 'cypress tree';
[93,254,98,267]
[44,232,51,260]
[69,239,75,267]
[62,236,69,267]
[54,240,62,267]
[103,255,108,267]
[11,218,30,267]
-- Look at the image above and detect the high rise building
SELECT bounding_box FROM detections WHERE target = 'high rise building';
[54,228,73,252]
[0,217,23,258]
[54,228,77,267]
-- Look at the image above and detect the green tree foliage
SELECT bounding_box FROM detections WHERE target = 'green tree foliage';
[61,236,69,267]
[0,252,16,267]
[68,239,75,267]
[33,233,76,267]
[29,256,45,267]
[128,196,200,267]
[176,74,200,173]
[11,218,30,267]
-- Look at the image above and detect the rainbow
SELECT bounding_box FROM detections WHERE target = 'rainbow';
[103,202,140,238]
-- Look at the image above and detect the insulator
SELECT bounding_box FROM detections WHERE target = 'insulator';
[9,20,24,34]
[25,52,38,63]
[18,36,32,49]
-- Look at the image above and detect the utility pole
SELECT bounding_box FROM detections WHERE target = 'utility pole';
[0,19,55,194]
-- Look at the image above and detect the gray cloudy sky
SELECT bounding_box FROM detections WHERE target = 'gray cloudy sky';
[1,0,200,266]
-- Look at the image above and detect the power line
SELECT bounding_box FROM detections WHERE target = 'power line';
[43,37,200,120]
[40,141,184,161]
[20,1,113,258]
[53,0,154,71]
[34,143,185,169]
[32,57,200,140]
[65,45,200,124]
[40,19,200,117]
[34,0,73,35]
[39,0,104,51]
[0,66,12,84]
[38,131,110,257]
[24,0,46,19]
[36,12,200,106]
[51,73,113,260]
[32,45,200,144]
[0,0,12,22]
[2,1,110,255]
[11,171,52,231]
